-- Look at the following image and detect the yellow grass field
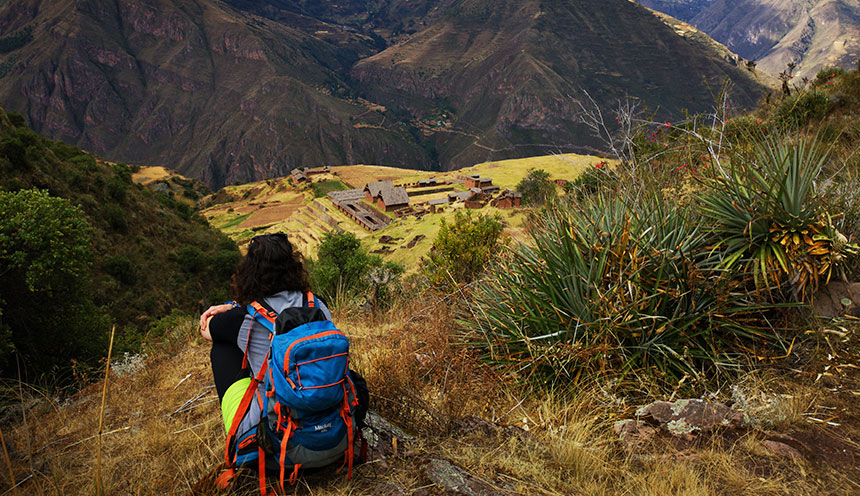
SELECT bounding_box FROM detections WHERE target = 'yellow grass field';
[131,165,176,184]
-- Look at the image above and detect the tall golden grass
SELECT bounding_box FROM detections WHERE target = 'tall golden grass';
[0,290,856,495]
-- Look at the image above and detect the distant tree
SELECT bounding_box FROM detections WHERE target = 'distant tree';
[516,168,556,206]
[310,231,402,306]
[0,189,109,377]
[421,210,504,288]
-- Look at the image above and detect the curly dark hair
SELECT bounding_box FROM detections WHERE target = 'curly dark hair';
[232,233,309,304]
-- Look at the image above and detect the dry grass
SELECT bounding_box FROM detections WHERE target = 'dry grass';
[1,291,857,495]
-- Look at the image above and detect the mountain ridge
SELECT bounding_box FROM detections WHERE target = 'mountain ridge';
[637,0,860,78]
[353,0,763,169]
[0,0,763,186]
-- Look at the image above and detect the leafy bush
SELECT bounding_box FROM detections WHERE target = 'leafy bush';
[0,137,27,169]
[107,175,127,203]
[310,231,402,307]
[467,195,781,385]
[69,153,97,171]
[103,203,128,232]
[176,245,205,273]
[6,111,25,128]
[516,168,557,206]
[421,210,504,288]
[103,254,136,285]
[774,91,829,128]
[0,189,109,375]
[566,163,617,197]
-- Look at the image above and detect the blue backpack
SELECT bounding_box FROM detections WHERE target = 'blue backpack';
[217,293,359,494]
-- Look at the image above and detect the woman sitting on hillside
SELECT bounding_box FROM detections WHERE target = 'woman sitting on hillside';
[197,232,366,439]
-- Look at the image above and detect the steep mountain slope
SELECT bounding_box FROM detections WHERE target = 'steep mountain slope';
[0,104,238,377]
[0,0,763,185]
[636,0,717,20]
[0,0,433,188]
[638,0,860,78]
[221,0,458,41]
[352,0,763,169]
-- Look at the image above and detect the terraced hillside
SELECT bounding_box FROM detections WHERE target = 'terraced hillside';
[199,153,607,267]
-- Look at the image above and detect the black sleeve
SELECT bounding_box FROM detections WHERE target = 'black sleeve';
[209,307,246,345]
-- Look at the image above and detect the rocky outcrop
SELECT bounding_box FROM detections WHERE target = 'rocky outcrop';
[615,398,747,447]
[639,0,860,79]
[813,281,860,318]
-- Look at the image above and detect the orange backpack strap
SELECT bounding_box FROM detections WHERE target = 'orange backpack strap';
[215,468,235,489]
[306,291,315,308]
[224,359,270,466]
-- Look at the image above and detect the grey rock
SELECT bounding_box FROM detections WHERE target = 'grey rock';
[423,458,505,496]
[618,398,746,447]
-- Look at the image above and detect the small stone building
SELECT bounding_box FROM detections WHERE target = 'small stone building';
[291,168,308,183]
[376,186,409,211]
[491,189,522,209]
[365,180,394,202]
[428,198,448,213]
[464,174,493,189]
[365,181,409,211]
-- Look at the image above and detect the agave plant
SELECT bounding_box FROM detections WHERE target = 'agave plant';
[467,194,782,386]
[700,134,853,300]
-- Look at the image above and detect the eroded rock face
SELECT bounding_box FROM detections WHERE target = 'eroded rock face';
[813,281,860,318]
[615,398,746,446]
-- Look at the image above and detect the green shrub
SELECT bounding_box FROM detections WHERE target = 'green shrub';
[0,137,27,169]
[421,210,504,288]
[566,163,617,197]
[774,91,829,128]
[6,111,25,128]
[103,254,136,285]
[69,153,97,171]
[516,168,557,206]
[208,249,241,280]
[310,231,402,306]
[49,141,82,161]
[107,175,127,203]
[103,203,128,232]
[467,194,782,386]
[176,245,205,273]
[0,189,110,375]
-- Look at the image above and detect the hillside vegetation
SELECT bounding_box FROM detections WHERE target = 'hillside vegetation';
[0,105,239,383]
[2,67,860,496]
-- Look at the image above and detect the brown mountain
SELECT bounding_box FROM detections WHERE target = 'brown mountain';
[352,0,763,169]
[638,0,860,79]
[0,0,433,188]
[0,0,762,186]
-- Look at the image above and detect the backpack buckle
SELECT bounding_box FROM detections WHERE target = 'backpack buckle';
[256,422,275,455]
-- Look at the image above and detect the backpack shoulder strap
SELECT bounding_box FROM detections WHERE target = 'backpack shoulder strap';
[247,300,278,334]
[305,291,315,308]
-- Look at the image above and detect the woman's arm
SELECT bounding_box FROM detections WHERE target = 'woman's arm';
[198,302,239,341]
